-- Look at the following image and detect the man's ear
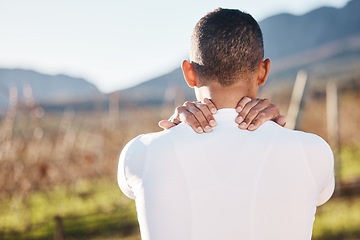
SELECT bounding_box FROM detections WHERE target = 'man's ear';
[182,60,197,88]
[257,58,271,86]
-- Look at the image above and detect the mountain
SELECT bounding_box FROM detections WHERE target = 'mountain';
[116,0,360,104]
[262,0,360,60]
[0,68,103,112]
[117,68,195,106]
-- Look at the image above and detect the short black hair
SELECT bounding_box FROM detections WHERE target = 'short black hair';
[190,8,264,86]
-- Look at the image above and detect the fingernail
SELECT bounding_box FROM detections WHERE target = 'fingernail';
[239,122,247,129]
[248,124,255,130]
[235,116,243,124]
[236,106,242,112]
[209,120,216,127]
[197,127,203,133]
[211,108,217,114]
[204,126,212,132]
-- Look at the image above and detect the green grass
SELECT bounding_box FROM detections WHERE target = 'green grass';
[0,179,139,240]
[313,196,360,240]
[340,146,360,181]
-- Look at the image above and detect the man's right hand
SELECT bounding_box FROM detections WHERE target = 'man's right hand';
[158,97,286,133]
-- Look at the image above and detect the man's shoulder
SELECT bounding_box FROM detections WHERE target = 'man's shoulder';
[264,122,334,191]
[264,122,333,170]
[290,126,332,153]
[262,121,330,147]
[121,126,187,153]
[140,123,197,143]
[118,130,175,198]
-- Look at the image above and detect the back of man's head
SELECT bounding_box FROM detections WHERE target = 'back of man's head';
[190,8,264,86]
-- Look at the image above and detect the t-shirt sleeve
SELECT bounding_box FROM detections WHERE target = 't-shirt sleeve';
[300,132,335,206]
[315,137,335,206]
[117,135,147,200]
[317,168,335,206]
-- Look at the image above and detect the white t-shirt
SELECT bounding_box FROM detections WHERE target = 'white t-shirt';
[118,108,335,240]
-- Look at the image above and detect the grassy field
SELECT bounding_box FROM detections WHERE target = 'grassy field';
[313,196,360,240]
[312,145,360,239]
[0,179,139,240]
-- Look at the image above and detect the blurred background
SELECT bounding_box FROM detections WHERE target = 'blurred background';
[0,0,359,239]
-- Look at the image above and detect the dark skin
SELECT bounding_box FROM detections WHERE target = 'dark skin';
[159,97,286,133]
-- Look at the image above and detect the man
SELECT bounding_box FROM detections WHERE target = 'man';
[118,8,334,240]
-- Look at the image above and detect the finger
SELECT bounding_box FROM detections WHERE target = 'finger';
[275,115,287,127]
[195,102,217,127]
[246,106,279,131]
[236,97,252,112]
[173,118,181,125]
[169,107,180,123]
[175,105,204,133]
[202,98,217,114]
[169,112,181,125]
[235,98,261,129]
[183,102,212,132]
[158,120,177,130]
[178,110,205,134]
[240,99,274,130]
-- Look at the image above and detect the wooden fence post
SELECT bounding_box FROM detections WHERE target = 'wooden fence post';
[326,81,341,195]
[287,70,308,130]
[54,216,64,240]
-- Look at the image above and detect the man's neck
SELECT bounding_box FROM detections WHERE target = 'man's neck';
[195,81,257,109]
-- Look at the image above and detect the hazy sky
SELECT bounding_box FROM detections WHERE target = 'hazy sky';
[0,0,350,92]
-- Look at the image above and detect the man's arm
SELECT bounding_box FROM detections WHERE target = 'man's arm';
[159,97,286,133]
